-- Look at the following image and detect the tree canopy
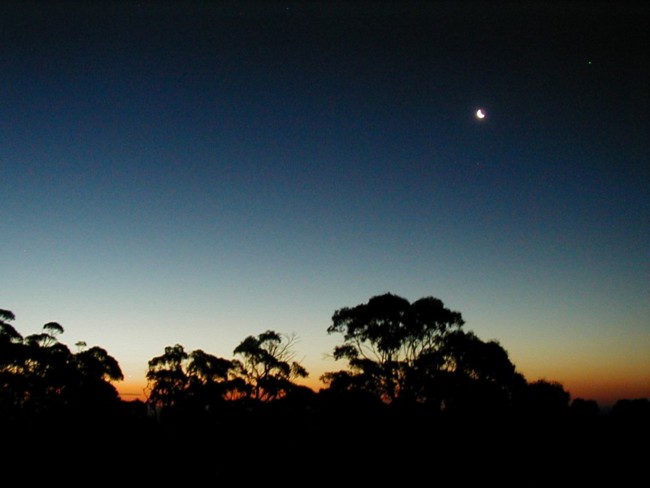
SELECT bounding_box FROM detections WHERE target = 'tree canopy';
[145,329,309,417]
[322,293,523,412]
[4,300,642,432]
[232,329,308,402]
[0,310,123,425]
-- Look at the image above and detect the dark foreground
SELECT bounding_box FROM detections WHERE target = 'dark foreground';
[3,401,648,483]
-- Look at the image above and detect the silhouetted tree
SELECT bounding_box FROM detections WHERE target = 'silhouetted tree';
[21,323,77,415]
[570,398,600,420]
[516,379,571,419]
[69,346,124,414]
[0,310,124,426]
[0,309,26,418]
[185,349,244,409]
[610,398,650,424]
[318,370,386,414]
[74,346,123,382]
[233,330,308,401]
[322,293,465,405]
[419,330,525,414]
[0,309,20,339]
[146,344,190,411]
[146,344,242,418]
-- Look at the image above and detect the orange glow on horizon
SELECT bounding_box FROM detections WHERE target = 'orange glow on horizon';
[117,379,148,402]
[117,375,649,408]
[116,376,329,403]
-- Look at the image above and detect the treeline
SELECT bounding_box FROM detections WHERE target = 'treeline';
[2,294,648,434]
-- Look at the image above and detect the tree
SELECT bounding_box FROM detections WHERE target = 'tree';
[233,330,308,402]
[146,344,190,410]
[427,330,524,414]
[570,398,600,420]
[0,309,20,341]
[187,349,233,385]
[322,293,530,415]
[610,398,650,424]
[1,310,124,424]
[516,379,571,418]
[186,349,244,407]
[64,346,124,417]
[146,344,241,415]
[74,346,123,382]
[323,293,465,405]
[0,309,22,371]
[0,309,25,418]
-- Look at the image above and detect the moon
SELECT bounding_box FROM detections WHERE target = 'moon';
[476,109,486,119]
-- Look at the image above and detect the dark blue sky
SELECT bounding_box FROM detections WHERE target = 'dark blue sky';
[1,1,648,404]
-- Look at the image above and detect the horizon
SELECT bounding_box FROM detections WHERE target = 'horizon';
[4,297,647,410]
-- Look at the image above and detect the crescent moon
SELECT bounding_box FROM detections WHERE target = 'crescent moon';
[476,109,486,119]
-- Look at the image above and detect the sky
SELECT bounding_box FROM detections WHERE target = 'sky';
[1,1,648,407]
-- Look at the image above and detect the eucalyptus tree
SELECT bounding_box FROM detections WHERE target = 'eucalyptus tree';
[186,349,244,405]
[233,330,308,402]
[146,345,241,413]
[0,309,24,416]
[1,310,124,422]
[418,330,524,413]
[323,293,465,405]
[146,344,190,410]
[71,346,124,408]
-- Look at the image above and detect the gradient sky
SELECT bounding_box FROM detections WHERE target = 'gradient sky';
[1,1,648,407]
